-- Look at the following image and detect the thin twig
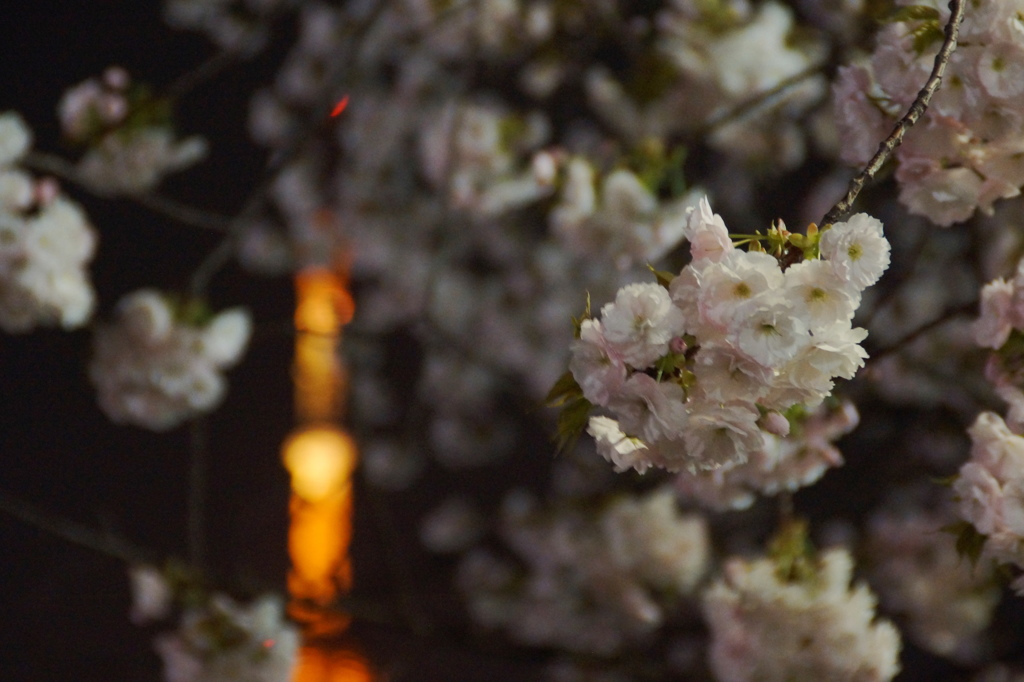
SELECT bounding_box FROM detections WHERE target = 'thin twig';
[163,49,239,101]
[698,64,825,137]
[22,151,231,232]
[0,488,148,564]
[820,0,965,226]
[866,300,975,365]
[189,235,239,295]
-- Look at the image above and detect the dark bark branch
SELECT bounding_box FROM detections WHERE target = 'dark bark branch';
[821,0,965,226]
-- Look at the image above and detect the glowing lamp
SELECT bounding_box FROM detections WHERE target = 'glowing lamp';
[282,426,357,503]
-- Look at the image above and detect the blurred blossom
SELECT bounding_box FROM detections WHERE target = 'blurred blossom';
[89,290,252,430]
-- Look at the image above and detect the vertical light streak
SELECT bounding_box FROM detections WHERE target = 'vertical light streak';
[285,264,373,681]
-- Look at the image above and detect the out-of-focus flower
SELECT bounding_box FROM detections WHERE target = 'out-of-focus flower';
[155,593,298,682]
[703,547,901,682]
[0,111,97,333]
[89,290,252,430]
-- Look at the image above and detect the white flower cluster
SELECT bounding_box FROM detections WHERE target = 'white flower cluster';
[834,0,1024,225]
[128,564,298,682]
[155,594,298,682]
[418,101,553,217]
[573,197,888,474]
[458,487,709,655]
[703,548,901,682]
[89,290,252,431]
[974,257,1024,429]
[59,69,207,195]
[674,399,859,510]
[866,506,999,663]
[396,0,559,59]
[953,411,1024,587]
[960,261,1024,575]
[164,0,293,53]
[551,156,703,270]
[0,111,97,333]
[588,0,826,167]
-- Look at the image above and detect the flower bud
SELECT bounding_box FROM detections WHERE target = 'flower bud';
[761,410,790,437]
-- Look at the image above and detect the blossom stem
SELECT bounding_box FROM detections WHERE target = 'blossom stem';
[162,49,238,101]
[866,300,975,364]
[698,64,825,137]
[22,151,231,232]
[820,0,965,227]
[0,487,148,564]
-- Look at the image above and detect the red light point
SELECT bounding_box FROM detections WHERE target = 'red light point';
[330,95,350,117]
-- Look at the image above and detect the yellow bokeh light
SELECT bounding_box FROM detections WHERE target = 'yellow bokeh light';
[282,426,357,503]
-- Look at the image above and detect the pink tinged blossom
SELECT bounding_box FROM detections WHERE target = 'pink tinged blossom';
[691,346,771,404]
[698,250,785,329]
[895,158,984,227]
[90,291,252,431]
[683,196,733,263]
[783,259,859,330]
[955,412,1024,566]
[668,266,704,336]
[610,374,688,444]
[729,297,807,367]
[805,323,870,381]
[675,401,856,510]
[681,400,762,472]
[832,65,892,167]
[587,416,652,474]
[761,411,790,437]
[931,47,986,122]
[600,282,686,368]
[819,213,890,289]
[978,42,1024,99]
[974,277,1015,349]
[995,384,1024,433]
[703,549,901,682]
[872,29,932,108]
[569,319,628,406]
[1012,259,1024,328]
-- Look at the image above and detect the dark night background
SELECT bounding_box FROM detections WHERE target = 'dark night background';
[5,3,1024,682]
[1,1,292,679]
[0,3,550,680]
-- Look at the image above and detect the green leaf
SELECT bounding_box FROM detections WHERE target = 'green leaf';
[769,518,817,583]
[647,264,675,289]
[911,22,944,54]
[545,371,583,407]
[931,474,959,487]
[942,520,987,566]
[571,293,592,339]
[879,5,940,23]
[654,352,688,377]
[555,396,594,453]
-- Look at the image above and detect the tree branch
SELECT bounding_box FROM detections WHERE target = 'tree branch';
[820,0,965,226]
[22,151,231,233]
[0,488,149,564]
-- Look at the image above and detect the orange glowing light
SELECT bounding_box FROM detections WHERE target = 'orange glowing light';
[330,95,350,118]
[283,426,357,503]
[288,259,373,679]
[295,268,354,334]
[292,646,373,682]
